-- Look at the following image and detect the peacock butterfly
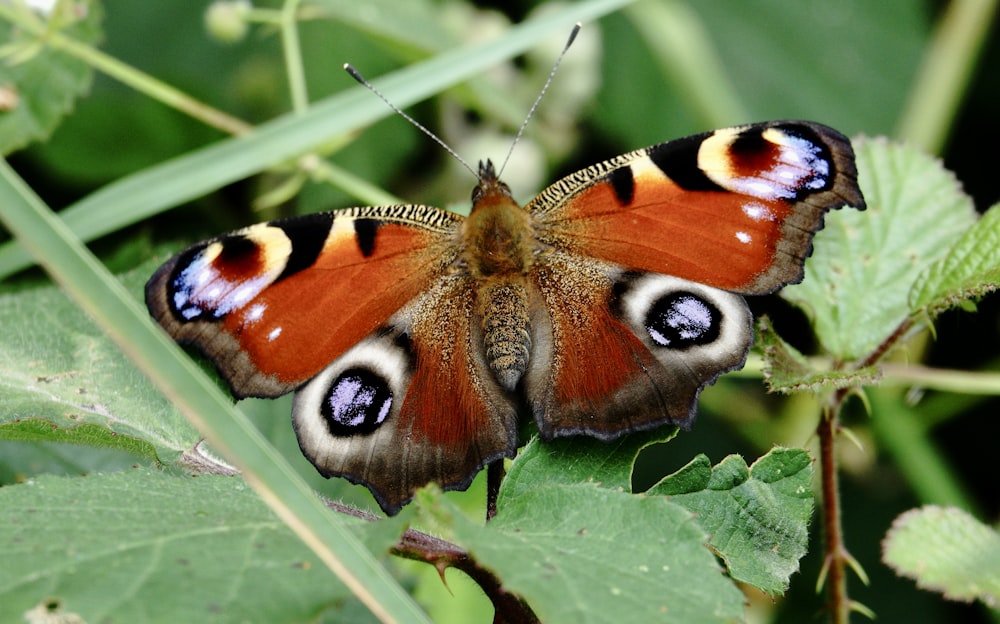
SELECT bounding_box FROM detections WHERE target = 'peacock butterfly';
[147,109,865,514]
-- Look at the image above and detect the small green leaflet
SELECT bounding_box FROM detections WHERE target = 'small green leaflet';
[883,505,1000,609]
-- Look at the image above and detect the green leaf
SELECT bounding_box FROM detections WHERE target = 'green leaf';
[909,202,1000,318]
[0,469,385,624]
[757,316,880,394]
[498,428,677,500]
[0,267,199,465]
[0,1,101,154]
[491,436,813,609]
[883,505,1000,609]
[428,485,745,624]
[781,137,977,361]
[649,448,814,594]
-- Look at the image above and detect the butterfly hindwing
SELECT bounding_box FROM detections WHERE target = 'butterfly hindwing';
[293,275,518,514]
[145,206,462,397]
[524,251,752,438]
[529,121,865,294]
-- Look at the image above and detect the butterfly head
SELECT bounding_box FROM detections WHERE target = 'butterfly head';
[472,159,513,206]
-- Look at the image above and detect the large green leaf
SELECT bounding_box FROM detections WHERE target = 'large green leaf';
[0,469,384,624]
[0,265,198,465]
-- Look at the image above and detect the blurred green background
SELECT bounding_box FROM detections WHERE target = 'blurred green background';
[3,1,998,622]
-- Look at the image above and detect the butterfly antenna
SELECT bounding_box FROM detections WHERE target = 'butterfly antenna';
[497,22,581,178]
[344,63,479,179]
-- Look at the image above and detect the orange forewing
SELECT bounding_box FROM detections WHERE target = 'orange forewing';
[146,209,460,396]
[221,223,453,387]
[554,180,790,292]
[531,121,864,295]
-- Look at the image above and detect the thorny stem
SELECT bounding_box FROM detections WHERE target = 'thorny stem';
[818,388,850,624]
[326,499,539,624]
[818,317,915,622]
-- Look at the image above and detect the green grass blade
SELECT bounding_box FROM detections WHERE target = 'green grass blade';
[0,158,431,624]
[896,0,998,153]
[0,0,635,279]
[624,1,748,127]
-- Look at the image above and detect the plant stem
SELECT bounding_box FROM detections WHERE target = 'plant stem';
[280,0,310,113]
[328,499,539,623]
[818,320,918,621]
[818,389,850,623]
[393,526,538,623]
[487,460,504,521]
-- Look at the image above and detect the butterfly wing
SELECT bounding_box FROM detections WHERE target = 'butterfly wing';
[145,206,462,397]
[529,121,866,294]
[524,250,752,436]
[146,205,518,514]
[146,120,865,510]
[524,121,864,437]
[293,274,518,514]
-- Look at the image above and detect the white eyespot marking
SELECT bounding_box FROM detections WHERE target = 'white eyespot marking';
[731,178,787,199]
[193,265,212,286]
[735,231,751,244]
[760,129,831,192]
[326,372,392,429]
[646,294,715,346]
[169,225,293,322]
[329,376,367,426]
[231,283,261,308]
[617,273,752,365]
[176,293,199,320]
[294,329,411,455]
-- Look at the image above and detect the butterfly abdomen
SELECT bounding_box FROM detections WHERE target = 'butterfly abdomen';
[479,278,531,391]
[463,168,542,392]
